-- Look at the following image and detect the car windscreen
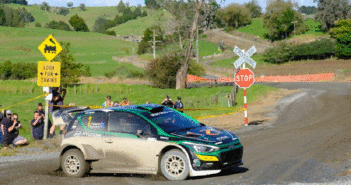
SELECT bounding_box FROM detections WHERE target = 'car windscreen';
[147,110,201,133]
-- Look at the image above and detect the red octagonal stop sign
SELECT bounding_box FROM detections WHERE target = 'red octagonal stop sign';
[235,68,255,88]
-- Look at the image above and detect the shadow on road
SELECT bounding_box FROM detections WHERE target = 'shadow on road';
[189,166,249,180]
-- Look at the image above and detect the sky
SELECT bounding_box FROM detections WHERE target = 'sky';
[27,0,318,12]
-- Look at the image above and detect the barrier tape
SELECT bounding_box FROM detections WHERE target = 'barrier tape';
[0,93,49,111]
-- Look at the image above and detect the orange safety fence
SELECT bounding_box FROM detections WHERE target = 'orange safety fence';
[187,73,334,83]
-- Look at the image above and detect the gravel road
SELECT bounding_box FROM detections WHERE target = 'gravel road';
[1,82,350,185]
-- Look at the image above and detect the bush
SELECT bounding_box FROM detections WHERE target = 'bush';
[264,38,336,63]
[330,20,351,59]
[104,30,116,36]
[35,22,41,27]
[45,20,71,31]
[0,60,36,80]
[201,34,207,38]
[188,60,206,77]
[58,7,70,16]
[104,64,145,79]
[69,14,89,32]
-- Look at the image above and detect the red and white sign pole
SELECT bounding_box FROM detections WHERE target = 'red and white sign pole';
[242,58,248,126]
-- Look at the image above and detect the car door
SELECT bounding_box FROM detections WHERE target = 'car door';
[103,111,166,174]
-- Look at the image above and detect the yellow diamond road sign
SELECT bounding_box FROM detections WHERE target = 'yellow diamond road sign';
[38,35,62,61]
[37,61,61,87]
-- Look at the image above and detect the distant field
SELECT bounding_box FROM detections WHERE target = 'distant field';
[0,27,135,76]
[6,4,122,31]
[235,18,327,39]
[0,80,277,142]
[108,10,172,36]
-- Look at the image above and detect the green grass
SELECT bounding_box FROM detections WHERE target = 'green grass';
[108,9,172,36]
[235,17,327,39]
[0,26,139,76]
[160,39,223,57]
[236,18,269,39]
[0,80,278,143]
[210,54,269,68]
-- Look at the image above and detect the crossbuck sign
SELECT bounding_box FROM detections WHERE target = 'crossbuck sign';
[234,46,257,69]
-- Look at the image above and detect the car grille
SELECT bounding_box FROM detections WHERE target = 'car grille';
[220,147,243,167]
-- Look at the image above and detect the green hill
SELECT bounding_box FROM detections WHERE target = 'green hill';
[6,4,121,31]
[0,26,134,76]
[235,17,327,39]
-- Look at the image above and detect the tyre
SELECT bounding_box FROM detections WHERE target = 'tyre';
[61,149,89,178]
[160,149,189,181]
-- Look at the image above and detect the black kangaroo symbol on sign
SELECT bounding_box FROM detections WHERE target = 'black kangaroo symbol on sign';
[44,38,57,54]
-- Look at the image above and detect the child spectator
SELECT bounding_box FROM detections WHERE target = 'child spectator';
[113,101,120,107]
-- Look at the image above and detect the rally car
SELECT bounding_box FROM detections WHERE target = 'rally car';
[57,104,243,180]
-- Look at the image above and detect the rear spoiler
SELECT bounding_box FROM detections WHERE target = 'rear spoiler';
[52,106,90,126]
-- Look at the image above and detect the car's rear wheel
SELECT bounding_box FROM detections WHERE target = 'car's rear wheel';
[160,149,189,181]
[61,149,89,177]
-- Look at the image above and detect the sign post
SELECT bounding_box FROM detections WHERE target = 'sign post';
[233,46,257,126]
[38,34,62,139]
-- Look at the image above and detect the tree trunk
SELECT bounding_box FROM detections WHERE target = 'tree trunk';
[178,25,183,51]
[176,0,204,89]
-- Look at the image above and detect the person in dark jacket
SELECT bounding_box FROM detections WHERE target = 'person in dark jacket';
[174,97,184,113]
[161,95,174,108]
[1,111,27,148]
[31,112,44,140]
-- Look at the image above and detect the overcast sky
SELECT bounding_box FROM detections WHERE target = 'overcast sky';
[27,0,317,12]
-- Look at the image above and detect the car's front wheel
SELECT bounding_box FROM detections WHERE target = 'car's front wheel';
[61,149,89,178]
[160,149,189,181]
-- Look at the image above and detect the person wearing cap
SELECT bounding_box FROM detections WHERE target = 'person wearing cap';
[1,111,27,148]
[119,98,130,106]
[1,110,12,145]
[102,95,113,107]
[161,95,174,108]
[36,103,45,116]
[174,97,184,112]
[36,103,56,138]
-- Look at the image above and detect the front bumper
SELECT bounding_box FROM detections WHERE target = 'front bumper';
[189,146,244,171]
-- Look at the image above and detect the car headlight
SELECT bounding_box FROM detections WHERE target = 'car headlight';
[183,142,220,153]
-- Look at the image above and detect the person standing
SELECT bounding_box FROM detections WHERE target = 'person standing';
[0,109,5,145]
[174,97,184,112]
[31,112,44,140]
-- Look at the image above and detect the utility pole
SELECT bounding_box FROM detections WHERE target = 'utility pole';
[291,21,297,36]
[147,29,162,59]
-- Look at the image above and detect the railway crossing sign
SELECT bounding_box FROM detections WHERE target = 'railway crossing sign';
[38,35,62,61]
[234,46,257,69]
[37,61,61,87]
[235,68,255,88]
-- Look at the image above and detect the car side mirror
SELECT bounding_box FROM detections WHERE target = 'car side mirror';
[136,130,143,137]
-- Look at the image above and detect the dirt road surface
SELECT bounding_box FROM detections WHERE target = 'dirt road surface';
[1,82,351,185]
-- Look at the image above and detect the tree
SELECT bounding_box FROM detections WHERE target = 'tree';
[263,0,306,40]
[216,3,251,29]
[79,3,86,11]
[69,14,89,32]
[45,20,71,31]
[330,19,351,59]
[176,0,205,89]
[40,1,50,11]
[67,2,73,8]
[92,16,108,33]
[137,26,163,55]
[134,5,142,17]
[58,7,70,16]
[200,0,220,30]
[298,5,317,15]
[54,42,91,86]
[117,0,125,13]
[0,7,6,26]
[244,0,262,18]
[145,0,160,9]
[314,0,350,31]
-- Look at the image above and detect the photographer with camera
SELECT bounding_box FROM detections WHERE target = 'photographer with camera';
[31,112,44,140]
[119,98,130,106]
[1,111,27,148]
[161,95,175,108]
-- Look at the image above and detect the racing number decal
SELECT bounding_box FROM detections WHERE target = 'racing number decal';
[88,116,92,128]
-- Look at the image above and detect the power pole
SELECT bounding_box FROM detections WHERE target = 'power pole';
[147,29,162,59]
[291,21,297,36]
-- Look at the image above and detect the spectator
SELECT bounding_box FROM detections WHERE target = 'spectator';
[1,110,11,146]
[31,112,44,140]
[1,111,27,148]
[119,98,130,106]
[146,100,150,104]
[161,95,174,108]
[113,101,120,107]
[50,95,65,136]
[102,95,113,107]
[36,103,45,116]
[36,103,55,138]
[174,97,184,112]
[0,109,5,146]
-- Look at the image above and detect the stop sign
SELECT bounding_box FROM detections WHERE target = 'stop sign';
[235,68,255,88]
